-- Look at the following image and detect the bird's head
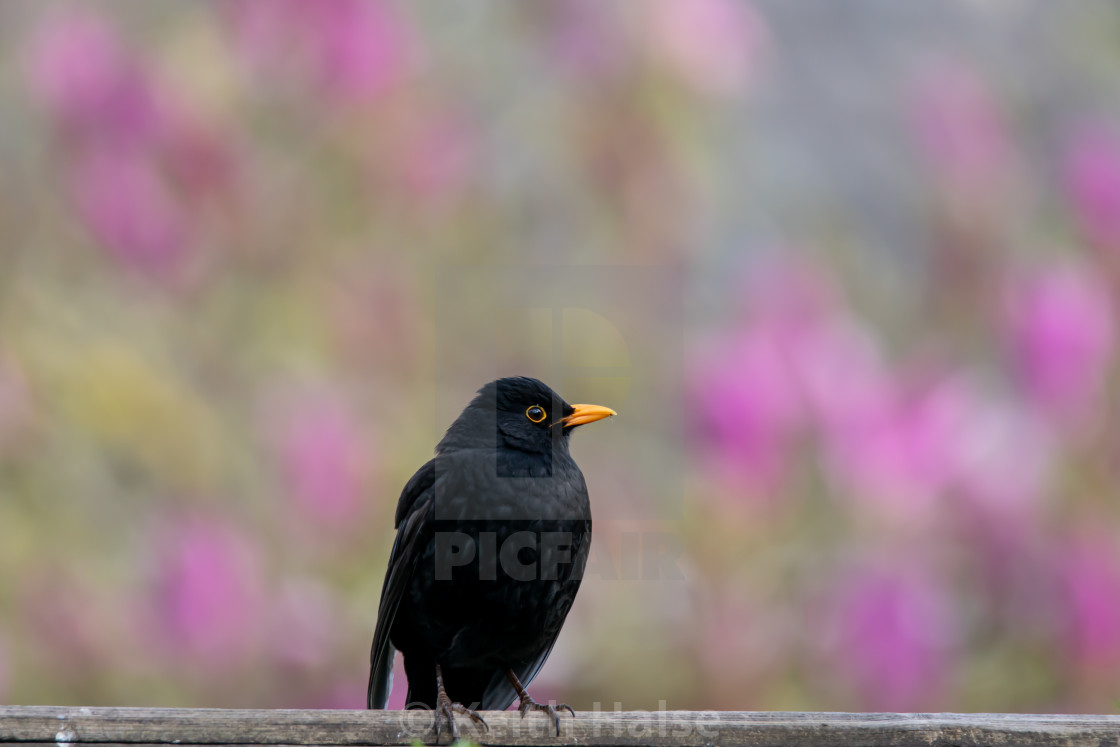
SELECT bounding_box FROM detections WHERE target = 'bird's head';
[437,376,616,456]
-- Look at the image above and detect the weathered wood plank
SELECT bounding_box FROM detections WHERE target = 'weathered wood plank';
[1,706,1119,747]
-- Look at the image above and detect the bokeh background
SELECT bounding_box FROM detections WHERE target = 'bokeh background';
[2,0,1120,714]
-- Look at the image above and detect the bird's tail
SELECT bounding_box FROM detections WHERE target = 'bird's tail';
[367,641,395,709]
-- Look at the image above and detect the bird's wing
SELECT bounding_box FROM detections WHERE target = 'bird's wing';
[478,525,591,711]
[367,459,436,709]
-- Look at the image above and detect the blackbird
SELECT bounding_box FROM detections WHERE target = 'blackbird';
[367,377,615,742]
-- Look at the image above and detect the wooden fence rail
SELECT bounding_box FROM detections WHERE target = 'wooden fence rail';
[2,706,1119,747]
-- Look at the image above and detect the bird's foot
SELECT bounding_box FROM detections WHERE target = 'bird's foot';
[517,693,575,737]
[433,690,488,744]
[432,663,488,744]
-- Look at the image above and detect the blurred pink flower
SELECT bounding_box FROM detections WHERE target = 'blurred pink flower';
[159,118,242,211]
[697,257,1049,522]
[268,578,337,668]
[151,516,265,666]
[690,258,889,499]
[1002,261,1115,427]
[825,374,969,518]
[910,63,1011,187]
[645,0,767,98]
[689,329,800,495]
[950,397,1053,515]
[24,9,164,146]
[541,0,624,79]
[69,147,193,278]
[274,391,369,526]
[784,315,890,434]
[27,9,237,280]
[824,562,956,710]
[1057,531,1120,672]
[827,369,1056,520]
[393,109,476,203]
[744,259,892,436]
[229,0,416,104]
[1063,123,1120,251]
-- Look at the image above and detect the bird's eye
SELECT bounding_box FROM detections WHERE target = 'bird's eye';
[525,405,547,423]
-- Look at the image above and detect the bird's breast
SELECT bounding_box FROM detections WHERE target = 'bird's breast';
[404,518,589,634]
[430,449,591,522]
[390,448,594,666]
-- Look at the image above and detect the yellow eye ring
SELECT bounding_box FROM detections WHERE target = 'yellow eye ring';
[525,405,547,423]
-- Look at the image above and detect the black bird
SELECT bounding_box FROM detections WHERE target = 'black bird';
[367,377,615,741]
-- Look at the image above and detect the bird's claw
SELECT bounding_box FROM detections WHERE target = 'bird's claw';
[432,663,487,744]
[518,695,575,736]
[456,703,489,731]
[433,696,488,744]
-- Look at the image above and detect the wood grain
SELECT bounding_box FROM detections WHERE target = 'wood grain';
[2,706,1119,747]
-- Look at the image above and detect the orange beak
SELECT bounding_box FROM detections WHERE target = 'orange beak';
[560,403,617,428]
